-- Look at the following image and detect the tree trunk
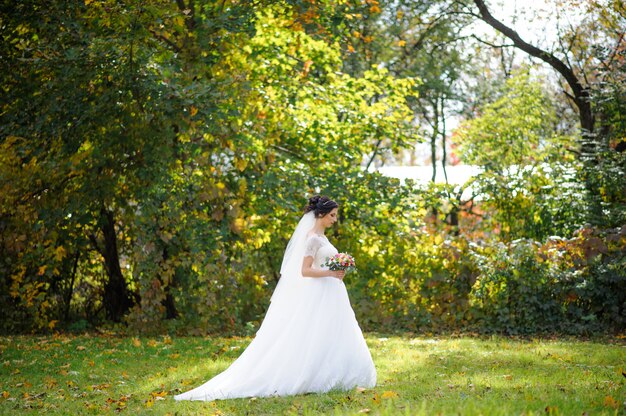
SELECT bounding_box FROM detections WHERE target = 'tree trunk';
[431,98,439,182]
[92,207,135,322]
[161,246,178,320]
[440,95,449,185]
[64,251,80,321]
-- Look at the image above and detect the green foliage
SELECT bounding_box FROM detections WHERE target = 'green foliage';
[457,70,561,168]
[470,239,565,334]
[468,226,626,335]
[455,71,586,241]
[1,1,624,337]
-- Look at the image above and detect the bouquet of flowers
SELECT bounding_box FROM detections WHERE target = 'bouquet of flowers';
[322,253,356,273]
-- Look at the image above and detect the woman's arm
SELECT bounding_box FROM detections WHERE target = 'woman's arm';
[302,256,345,280]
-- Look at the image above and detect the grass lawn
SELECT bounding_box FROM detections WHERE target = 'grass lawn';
[0,333,624,415]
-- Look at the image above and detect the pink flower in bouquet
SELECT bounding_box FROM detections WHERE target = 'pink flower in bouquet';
[322,252,356,273]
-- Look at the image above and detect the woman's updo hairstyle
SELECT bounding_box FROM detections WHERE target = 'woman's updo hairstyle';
[304,195,339,218]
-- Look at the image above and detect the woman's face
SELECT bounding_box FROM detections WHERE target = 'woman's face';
[321,207,338,228]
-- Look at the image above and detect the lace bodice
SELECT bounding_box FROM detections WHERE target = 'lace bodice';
[304,234,339,270]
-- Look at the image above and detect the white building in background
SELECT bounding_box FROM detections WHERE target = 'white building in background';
[374,164,483,201]
[376,165,482,185]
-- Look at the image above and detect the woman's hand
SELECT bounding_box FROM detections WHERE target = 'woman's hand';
[332,270,345,280]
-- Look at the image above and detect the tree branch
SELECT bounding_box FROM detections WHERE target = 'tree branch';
[148,28,182,53]
[470,34,514,49]
[472,0,594,132]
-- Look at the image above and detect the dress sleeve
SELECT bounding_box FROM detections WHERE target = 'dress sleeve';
[304,236,321,258]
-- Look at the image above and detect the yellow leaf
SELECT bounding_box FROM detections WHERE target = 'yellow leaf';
[37,265,47,276]
[76,345,86,351]
[397,40,406,47]
[231,218,245,233]
[235,158,247,172]
[604,395,618,408]
[145,398,154,408]
[381,390,399,399]
[2,391,9,399]
[54,246,66,262]
[132,338,142,347]
[190,106,198,117]
[152,390,168,398]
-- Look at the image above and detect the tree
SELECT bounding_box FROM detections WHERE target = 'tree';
[456,70,584,240]
[467,0,625,224]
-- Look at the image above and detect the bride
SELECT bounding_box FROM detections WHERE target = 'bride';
[175,195,376,401]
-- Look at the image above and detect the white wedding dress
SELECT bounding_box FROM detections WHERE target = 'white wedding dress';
[175,213,376,401]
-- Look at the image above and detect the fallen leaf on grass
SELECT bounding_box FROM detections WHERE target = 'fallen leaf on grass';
[381,390,399,399]
[24,391,46,400]
[545,405,558,413]
[84,402,98,411]
[603,395,619,408]
[89,383,111,392]
[44,378,58,389]
[2,391,9,399]
[132,338,142,347]
[150,390,168,399]
[504,374,513,380]
[358,409,371,414]
[76,345,86,351]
